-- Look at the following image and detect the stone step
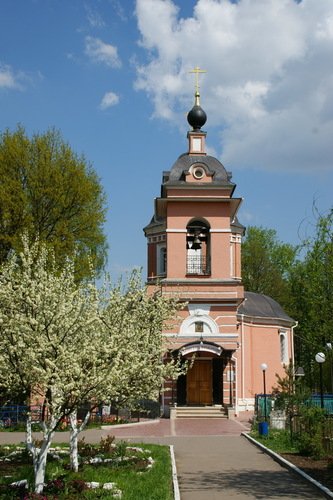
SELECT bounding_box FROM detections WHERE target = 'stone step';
[174,406,228,418]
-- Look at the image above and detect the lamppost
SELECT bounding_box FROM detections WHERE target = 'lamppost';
[326,343,333,394]
[260,363,268,422]
[315,352,326,409]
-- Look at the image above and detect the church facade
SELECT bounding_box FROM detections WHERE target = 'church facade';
[144,89,296,416]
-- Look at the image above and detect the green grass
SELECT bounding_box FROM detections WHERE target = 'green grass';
[250,428,299,454]
[0,442,174,499]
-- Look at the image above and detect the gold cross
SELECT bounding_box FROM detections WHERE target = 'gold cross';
[189,66,206,93]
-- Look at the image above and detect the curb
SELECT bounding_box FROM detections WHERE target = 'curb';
[101,419,160,430]
[242,432,333,499]
[170,444,181,500]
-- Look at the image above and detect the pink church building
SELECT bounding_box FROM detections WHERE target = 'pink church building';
[144,89,296,417]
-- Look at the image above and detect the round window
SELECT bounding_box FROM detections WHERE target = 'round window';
[193,166,205,179]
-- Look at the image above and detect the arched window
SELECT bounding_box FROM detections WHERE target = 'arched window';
[157,245,167,276]
[280,331,288,364]
[186,219,210,275]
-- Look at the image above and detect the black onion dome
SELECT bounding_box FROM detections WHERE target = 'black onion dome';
[187,91,207,130]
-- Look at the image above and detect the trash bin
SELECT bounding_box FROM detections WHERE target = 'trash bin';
[258,421,269,436]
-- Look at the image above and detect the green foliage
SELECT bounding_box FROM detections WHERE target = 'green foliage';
[98,435,115,455]
[289,209,333,386]
[295,405,327,459]
[77,438,99,458]
[0,125,107,280]
[251,428,299,454]
[241,226,296,308]
[272,363,310,422]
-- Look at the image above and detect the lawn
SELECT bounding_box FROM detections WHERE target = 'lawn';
[0,437,174,499]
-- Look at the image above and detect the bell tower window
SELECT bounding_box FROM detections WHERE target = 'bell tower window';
[157,245,167,276]
[186,220,211,275]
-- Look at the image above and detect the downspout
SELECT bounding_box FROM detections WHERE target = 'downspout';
[241,313,245,400]
[291,320,298,367]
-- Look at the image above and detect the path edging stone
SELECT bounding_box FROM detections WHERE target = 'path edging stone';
[170,444,180,500]
[242,431,333,499]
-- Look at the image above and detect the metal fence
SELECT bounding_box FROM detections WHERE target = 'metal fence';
[255,394,333,421]
[305,394,333,414]
[255,394,273,420]
[0,400,160,428]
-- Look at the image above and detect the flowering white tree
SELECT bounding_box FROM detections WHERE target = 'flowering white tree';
[101,271,185,403]
[68,272,186,472]
[0,237,104,493]
[0,239,186,491]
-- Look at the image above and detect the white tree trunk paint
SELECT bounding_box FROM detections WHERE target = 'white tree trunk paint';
[69,409,91,472]
[26,415,56,493]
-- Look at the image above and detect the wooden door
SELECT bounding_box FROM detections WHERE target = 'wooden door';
[187,360,212,405]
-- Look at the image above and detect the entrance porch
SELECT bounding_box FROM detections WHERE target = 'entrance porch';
[165,341,236,416]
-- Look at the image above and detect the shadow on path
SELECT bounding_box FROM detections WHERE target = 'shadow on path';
[179,468,325,499]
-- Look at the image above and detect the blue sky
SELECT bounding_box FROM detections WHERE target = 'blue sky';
[1,0,333,279]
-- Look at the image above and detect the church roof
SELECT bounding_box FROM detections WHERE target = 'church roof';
[238,291,294,325]
[163,153,235,189]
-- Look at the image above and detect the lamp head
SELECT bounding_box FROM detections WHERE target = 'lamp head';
[315,352,326,364]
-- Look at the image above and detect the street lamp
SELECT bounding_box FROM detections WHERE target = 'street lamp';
[326,343,333,394]
[260,363,268,422]
[294,367,305,378]
[315,352,326,409]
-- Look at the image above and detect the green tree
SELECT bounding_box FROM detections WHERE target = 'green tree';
[289,209,333,388]
[241,226,296,308]
[0,125,107,280]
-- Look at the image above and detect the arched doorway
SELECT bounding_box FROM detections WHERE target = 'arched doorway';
[175,342,234,407]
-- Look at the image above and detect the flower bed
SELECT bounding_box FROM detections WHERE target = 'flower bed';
[0,436,160,498]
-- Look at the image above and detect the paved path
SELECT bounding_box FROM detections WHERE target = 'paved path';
[0,418,328,499]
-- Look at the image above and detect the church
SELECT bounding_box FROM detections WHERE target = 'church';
[144,82,296,418]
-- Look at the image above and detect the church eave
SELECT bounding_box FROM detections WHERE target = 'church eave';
[155,196,242,219]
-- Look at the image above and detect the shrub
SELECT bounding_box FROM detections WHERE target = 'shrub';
[115,440,128,460]
[44,477,65,493]
[77,437,98,457]
[68,478,88,492]
[98,434,115,455]
[295,405,327,459]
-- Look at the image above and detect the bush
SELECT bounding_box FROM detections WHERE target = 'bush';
[98,434,115,455]
[295,406,327,459]
[77,437,99,458]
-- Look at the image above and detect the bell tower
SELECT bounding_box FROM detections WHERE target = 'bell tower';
[143,78,245,412]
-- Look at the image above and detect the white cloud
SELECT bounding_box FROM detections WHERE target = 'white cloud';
[0,63,23,90]
[134,0,333,172]
[110,0,128,22]
[85,36,121,68]
[85,5,105,28]
[100,91,120,110]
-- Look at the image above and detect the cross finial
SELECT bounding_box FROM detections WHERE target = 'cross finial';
[189,66,206,94]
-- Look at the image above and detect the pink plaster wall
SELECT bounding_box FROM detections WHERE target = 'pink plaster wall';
[238,322,293,399]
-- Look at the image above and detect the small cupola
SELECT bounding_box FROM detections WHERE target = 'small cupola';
[187,89,207,155]
[187,91,207,131]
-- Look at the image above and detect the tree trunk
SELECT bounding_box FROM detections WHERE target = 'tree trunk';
[69,409,91,472]
[26,415,55,493]
[34,443,50,494]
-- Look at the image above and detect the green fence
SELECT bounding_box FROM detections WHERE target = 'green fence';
[255,394,273,420]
